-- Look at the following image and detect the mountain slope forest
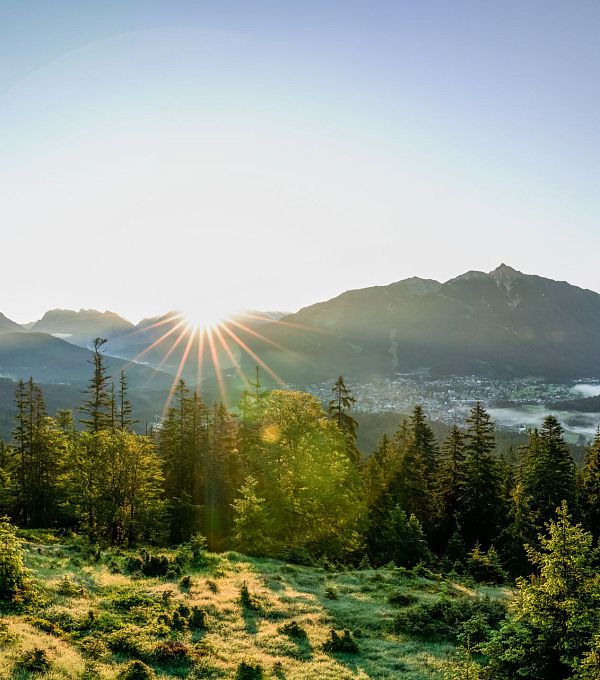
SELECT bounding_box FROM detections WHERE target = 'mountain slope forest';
[1,342,600,678]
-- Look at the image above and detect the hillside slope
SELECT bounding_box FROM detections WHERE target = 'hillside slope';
[0,533,511,680]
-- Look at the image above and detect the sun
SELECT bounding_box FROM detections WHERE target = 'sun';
[180,305,227,333]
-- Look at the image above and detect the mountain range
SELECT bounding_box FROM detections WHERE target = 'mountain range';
[2,265,600,394]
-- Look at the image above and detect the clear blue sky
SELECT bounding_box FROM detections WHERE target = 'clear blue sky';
[1,1,599,322]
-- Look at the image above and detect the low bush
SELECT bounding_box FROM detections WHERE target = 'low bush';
[16,647,51,674]
[278,620,307,639]
[117,660,156,680]
[152,640,193,666]
[466,545,507,584]
[393,595,505,642]
[236,660,263,679]
[387,590,418,607]
[127,549,180,577]
[189,606,208,631]
[239,582,260,610]
[323,628,359,653]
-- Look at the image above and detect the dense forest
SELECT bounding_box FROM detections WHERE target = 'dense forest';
[1,339,600,678]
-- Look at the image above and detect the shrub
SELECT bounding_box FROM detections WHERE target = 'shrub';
[239,582,260,610]
[29,617,63,636]
[170,610,186,630]
[80,636,109,660]
[189,606,208,631]
[16,647,51,674]
[278,620,307,639]
[179,575,192,590]
[324,585,339,600]
[393,596,505,642]
[0,517,30,602]
[387,590,418,607]
[152,640,193,666]
[466,545,507,584]
[206,580,219,593]
[118,660,156,680]
[127,550,179,577]
[236,660,263,679]
[57,574,87,597]
[323,628,359,653]
[106,625,148,656]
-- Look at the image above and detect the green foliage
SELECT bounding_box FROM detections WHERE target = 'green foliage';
[278,619,307,639]
[236,660,264,680]
[0,516,30,602]
[394,595,505,642]
[323,628,359,653]
[487,503,600,679]
[232,390,365,561]
[16,647,51,674]
[368,505,431,568]
[466,544,507,584]
[117,660,156,680]
[239,582,260,610]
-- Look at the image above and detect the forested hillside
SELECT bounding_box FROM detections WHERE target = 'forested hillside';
[1,342,599,678]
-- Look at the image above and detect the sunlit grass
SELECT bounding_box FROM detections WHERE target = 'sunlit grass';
[0,535,512,679]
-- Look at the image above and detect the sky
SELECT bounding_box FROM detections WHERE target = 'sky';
[1,1,599,324]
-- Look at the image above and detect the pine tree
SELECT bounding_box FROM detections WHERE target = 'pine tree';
[118,370,136,431]
[580,427,600,538]
[523,416,577,532]
[435,424,467,548]
[487,503,600,679]
[328,376,359,464]
[461,402,504,548]
[80,338,113,432]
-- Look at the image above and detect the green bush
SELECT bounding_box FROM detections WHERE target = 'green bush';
[127,550,180,577]
[16,647,51,674]
[80,636,109,660]
[117,660,156,680]
[466,545,507,584]
[189,606,208,631]
[394,596,505,642]
[0,517,30,602]
[323,628,359,653]
[152,640,193,666]
[278,620,307,639]
[239,582,260,610]
[387,590,418,607]
[236,660,263,679]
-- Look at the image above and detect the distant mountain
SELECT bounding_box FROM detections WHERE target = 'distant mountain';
[30,309,134,347]
[0,313,24,334]
[247,265,600,382]
[0,331,173,389]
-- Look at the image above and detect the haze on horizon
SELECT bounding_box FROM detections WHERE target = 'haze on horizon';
[1,1,600,324]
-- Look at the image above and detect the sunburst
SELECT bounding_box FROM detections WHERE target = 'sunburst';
[116,307,332,418]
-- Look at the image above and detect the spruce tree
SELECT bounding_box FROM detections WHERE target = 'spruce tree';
[523,416,577,532]
[80,338,113,432]
[328,376,359,464]
[461,402,504,548]
[435,424,467,549]
[580,428,600,538]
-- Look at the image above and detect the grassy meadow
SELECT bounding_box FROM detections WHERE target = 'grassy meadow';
[0,533,512,680]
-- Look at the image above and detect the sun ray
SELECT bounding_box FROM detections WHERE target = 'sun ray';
[212,323,251,387]
[219,323,285,385]
[195,327,206,389]
[122,317,189,370]
[239,311,329,334]
[206,326,228,406]
[227,317,297,355]
[161,326,198,418]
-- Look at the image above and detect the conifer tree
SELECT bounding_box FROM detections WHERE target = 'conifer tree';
[580,427,600,538]
[435,424,467,547]
[487,503,600,679]
[328,376,359,464]
[118,370,136,431]
[523,416,577,532]
[80,338,113,432]
[461,402,504,548]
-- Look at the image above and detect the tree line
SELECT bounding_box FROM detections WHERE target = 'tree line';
[2,342,600,676]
